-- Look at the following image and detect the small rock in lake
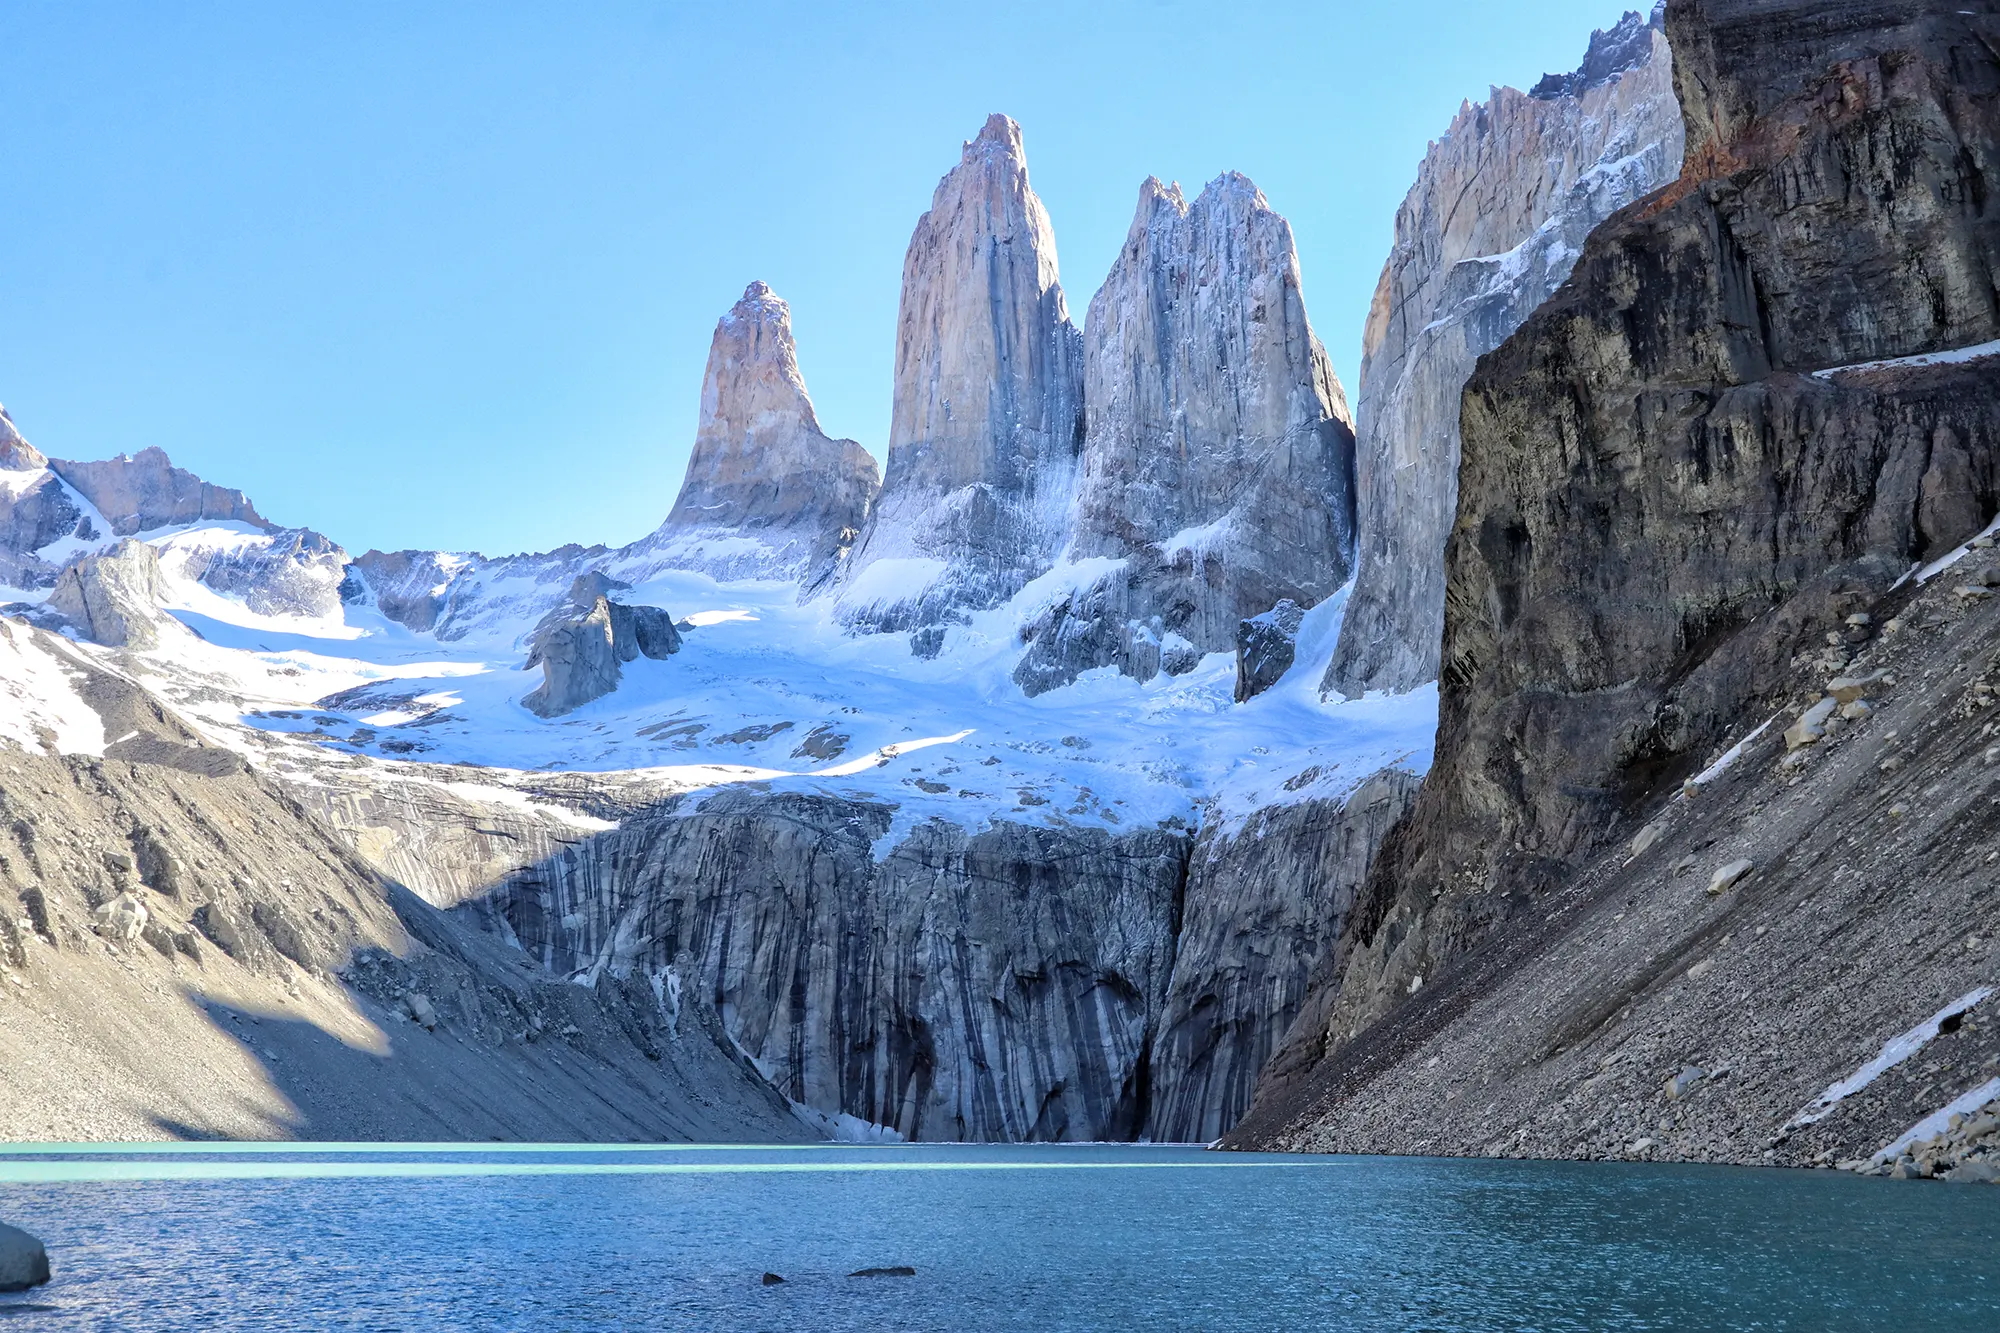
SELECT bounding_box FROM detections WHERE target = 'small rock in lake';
[761,1272,786,1285]
[0,1221,50,1292]
[849,1266,917,1278]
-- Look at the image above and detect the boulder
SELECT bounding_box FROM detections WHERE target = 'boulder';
[0,1221,50,1292]
[89,891,148,942]
[1234,600,1306,703]
[1706,860,1754,897]
[1783,699,1838,750]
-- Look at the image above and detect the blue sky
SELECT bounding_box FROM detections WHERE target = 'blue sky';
[1,1,1654,557]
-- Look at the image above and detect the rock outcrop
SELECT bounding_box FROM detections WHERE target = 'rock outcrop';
[522,575,681,718]
[50,445,271,537]
[45,539,170,648]
[1014,174,1357,695]
[834,115,1085,634]
[1326,7,1685,697]
[1236,0,2000,1154]
[160,527,351,620]
[647,282,880,587]
[0,406,88,590]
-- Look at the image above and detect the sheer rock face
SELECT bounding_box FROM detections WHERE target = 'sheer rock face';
[1145,769,1420,1144]
[835,114,1085,633]
[1262,0,2000,1096]
[650,282,880,587]
[482,788,1186,1142]
[49,445,272,537]
[1014,175,1357,696]
[1326,8,1685,697]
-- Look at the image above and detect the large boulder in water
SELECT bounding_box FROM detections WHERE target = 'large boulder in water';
[0,1221,50,1292]
[522,575,681,717]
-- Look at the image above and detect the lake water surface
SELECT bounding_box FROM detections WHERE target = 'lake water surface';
[0,1143,1995,1331]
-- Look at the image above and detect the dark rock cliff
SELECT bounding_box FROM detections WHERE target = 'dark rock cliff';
[1236,0,2000,1150]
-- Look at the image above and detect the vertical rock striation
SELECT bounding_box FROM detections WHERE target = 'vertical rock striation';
[1326,7,1685,697]
[646,282,880,587]
[1014,174,1357,695]
[476,789,1186,1142]
[1145,769,1420,1143]
[1257,0,2000,1107]
[834,114,1084,635]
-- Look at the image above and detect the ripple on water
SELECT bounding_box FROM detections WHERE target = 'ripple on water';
[0,1144,1996,1331]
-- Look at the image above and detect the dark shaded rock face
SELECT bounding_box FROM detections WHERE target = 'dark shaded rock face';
[1234,600,1305,703]
[651,282,881,587]
[522,576,681,717]
[1285,0,2000,1069]
[50,446,271,537]
[1014,174,1356,696]
[1145,769,1421,1143]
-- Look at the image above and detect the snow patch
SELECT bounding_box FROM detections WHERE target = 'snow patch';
[1788,987,1994,1129]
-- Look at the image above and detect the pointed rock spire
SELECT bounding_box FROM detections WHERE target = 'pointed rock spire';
[1013,171,1357,695]
[653,281,879,584]
[0,404,47,472]
[834,113,1085,633]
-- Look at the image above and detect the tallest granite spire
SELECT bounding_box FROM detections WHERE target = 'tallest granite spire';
[833,113,1084,634]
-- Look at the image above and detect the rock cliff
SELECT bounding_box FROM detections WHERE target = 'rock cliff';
[834,115,1085,634]
[648,282,880,587]
[50,445,272,537]
[292,757,1419,1144]
[1145,769,1420,1143]
[1014,174,1357,695]
[1235,0,2000,1161]
[1326,7,1685,697]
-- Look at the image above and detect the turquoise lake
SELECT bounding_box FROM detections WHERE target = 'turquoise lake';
[0,1143,1996,1330]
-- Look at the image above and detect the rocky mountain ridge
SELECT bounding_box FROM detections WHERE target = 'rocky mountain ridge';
[1013,173,1357,696]
[1231,0,2000,1172]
